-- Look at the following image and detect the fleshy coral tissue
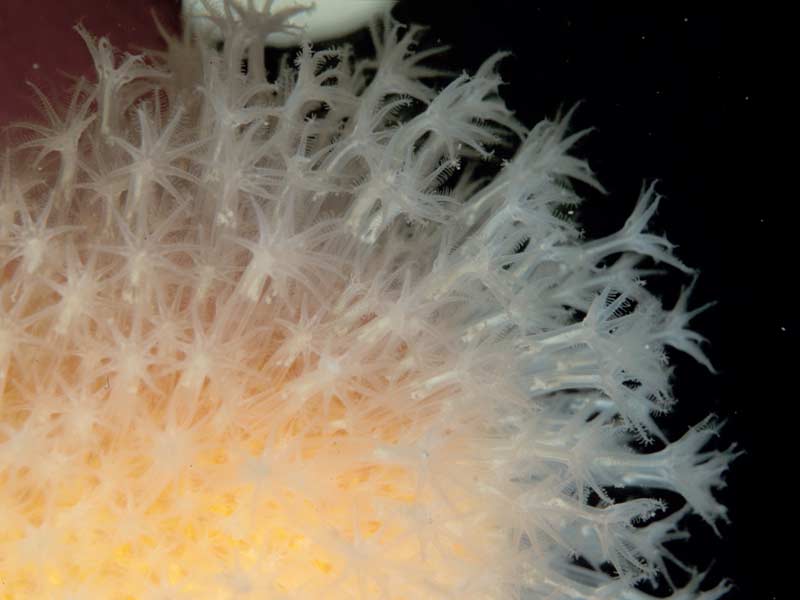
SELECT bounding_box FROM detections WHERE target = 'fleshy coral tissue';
[0,2,737,599]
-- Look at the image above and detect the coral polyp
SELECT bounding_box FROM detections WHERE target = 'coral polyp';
[0,3,735,598]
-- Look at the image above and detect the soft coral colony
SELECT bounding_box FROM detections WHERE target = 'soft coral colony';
[0,2,735,599]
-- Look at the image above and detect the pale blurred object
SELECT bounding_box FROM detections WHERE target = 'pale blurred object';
[183,0,395,46]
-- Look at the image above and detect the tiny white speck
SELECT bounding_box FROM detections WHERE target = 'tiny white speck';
[684,17,689,22]
[781,326,786,332]
[641,35,646,40]
[744,95,750,101]
[32,63,39,70]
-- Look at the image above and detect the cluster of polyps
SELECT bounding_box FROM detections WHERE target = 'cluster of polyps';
[0,2,735,599]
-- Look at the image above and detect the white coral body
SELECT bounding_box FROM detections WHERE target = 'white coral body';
[0,4,734,599]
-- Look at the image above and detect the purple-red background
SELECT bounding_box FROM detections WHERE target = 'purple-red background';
[0,0,180,125]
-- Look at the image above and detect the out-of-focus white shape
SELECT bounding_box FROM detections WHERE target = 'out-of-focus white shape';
[183,0,394,47]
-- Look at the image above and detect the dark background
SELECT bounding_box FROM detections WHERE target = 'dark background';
[0,2,779,599]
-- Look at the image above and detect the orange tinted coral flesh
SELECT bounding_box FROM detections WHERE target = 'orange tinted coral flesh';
[0,271,506,599]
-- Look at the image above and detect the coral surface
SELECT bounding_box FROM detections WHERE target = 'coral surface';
[0,3,735,598]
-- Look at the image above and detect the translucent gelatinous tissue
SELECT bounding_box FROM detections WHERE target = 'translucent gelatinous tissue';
[0,2,736,598]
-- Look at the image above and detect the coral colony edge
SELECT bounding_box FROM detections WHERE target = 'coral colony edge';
[0,2,736,599]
